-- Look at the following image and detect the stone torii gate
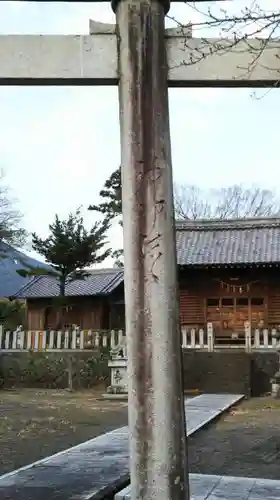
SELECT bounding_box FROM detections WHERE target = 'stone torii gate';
[1,1,280,499]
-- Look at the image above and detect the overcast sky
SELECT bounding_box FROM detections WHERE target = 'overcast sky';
[0,0,279,265]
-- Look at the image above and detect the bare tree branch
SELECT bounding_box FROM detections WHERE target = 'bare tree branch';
[0,169,26,247]
[167,2,280,90]
[174,183,280,220]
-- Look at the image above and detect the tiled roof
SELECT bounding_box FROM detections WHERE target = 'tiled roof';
[15,268,124,299]
[0,241,53,298]
[14,217,280,299]
[176,217,280,266]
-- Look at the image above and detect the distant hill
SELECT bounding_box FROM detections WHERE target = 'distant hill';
[0,241,53,299]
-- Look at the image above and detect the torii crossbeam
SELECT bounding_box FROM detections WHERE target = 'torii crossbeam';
[2,1,279,500]
[0,21,279,86]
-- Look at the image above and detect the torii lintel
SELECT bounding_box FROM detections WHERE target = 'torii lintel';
[0,19,279,88]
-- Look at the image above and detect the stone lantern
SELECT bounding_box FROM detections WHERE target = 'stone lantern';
[102,336,128,400]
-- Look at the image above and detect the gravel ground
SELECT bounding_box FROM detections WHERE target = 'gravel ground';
[0,391,280,480]
[188,396,280,479]
[0,388,128,475]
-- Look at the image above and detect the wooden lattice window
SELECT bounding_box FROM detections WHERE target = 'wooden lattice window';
[206,297,265,333]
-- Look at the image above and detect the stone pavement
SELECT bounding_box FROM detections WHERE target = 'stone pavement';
[0,394,243,500]
[116,473,280,499]
[185,394,244,434]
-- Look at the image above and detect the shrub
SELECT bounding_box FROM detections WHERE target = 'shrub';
[0,299,26,330]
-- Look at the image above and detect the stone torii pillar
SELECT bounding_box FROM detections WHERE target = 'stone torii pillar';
[114,0,189,499]
[1,0,280,498]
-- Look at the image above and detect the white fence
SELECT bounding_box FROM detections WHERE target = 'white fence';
[0,323,279,352]
[182,324,212,350]
[181,322,280,352]
[0,326,125,352]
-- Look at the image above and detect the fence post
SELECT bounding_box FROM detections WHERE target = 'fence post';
[245,321,251,352]
[263,328,269,348]
[94,331,100,348]
[49,330,55,349]
[12,330,17,349]
[34,331,39,351]
[57,330,62,349]
[254,328,260,349]
[64,330,69,349]
[181,327,187,348]
[199,328,204,348]
[102,331,108,347]
[19,330,25,350]
[79,330,84,350]
[71,329,77,349]
[27,331,32,350]
[110,330,116,349]
[272,328,277,349]
[41,331,47,350]
[5,331,10,349]
[117,329,123,346]
[207,322,214,352]
[190,328,196,349]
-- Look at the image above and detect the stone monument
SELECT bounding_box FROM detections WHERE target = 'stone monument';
[103,336,128,400]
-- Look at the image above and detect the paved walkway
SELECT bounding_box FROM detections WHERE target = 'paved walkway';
[116,473,280,499]
[0,394,243,500]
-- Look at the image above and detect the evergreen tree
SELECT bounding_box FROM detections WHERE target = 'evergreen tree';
[89,167,123,266]
[88,166,122,224]
[19,209,111,296]
[0,299,26,331]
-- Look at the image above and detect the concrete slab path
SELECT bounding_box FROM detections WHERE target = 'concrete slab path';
[0,394,243,500]
[116,473,280,500]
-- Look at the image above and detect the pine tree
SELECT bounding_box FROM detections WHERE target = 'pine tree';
[19,209,111,296]
[88,166,122,224]
[89,166,123,266]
